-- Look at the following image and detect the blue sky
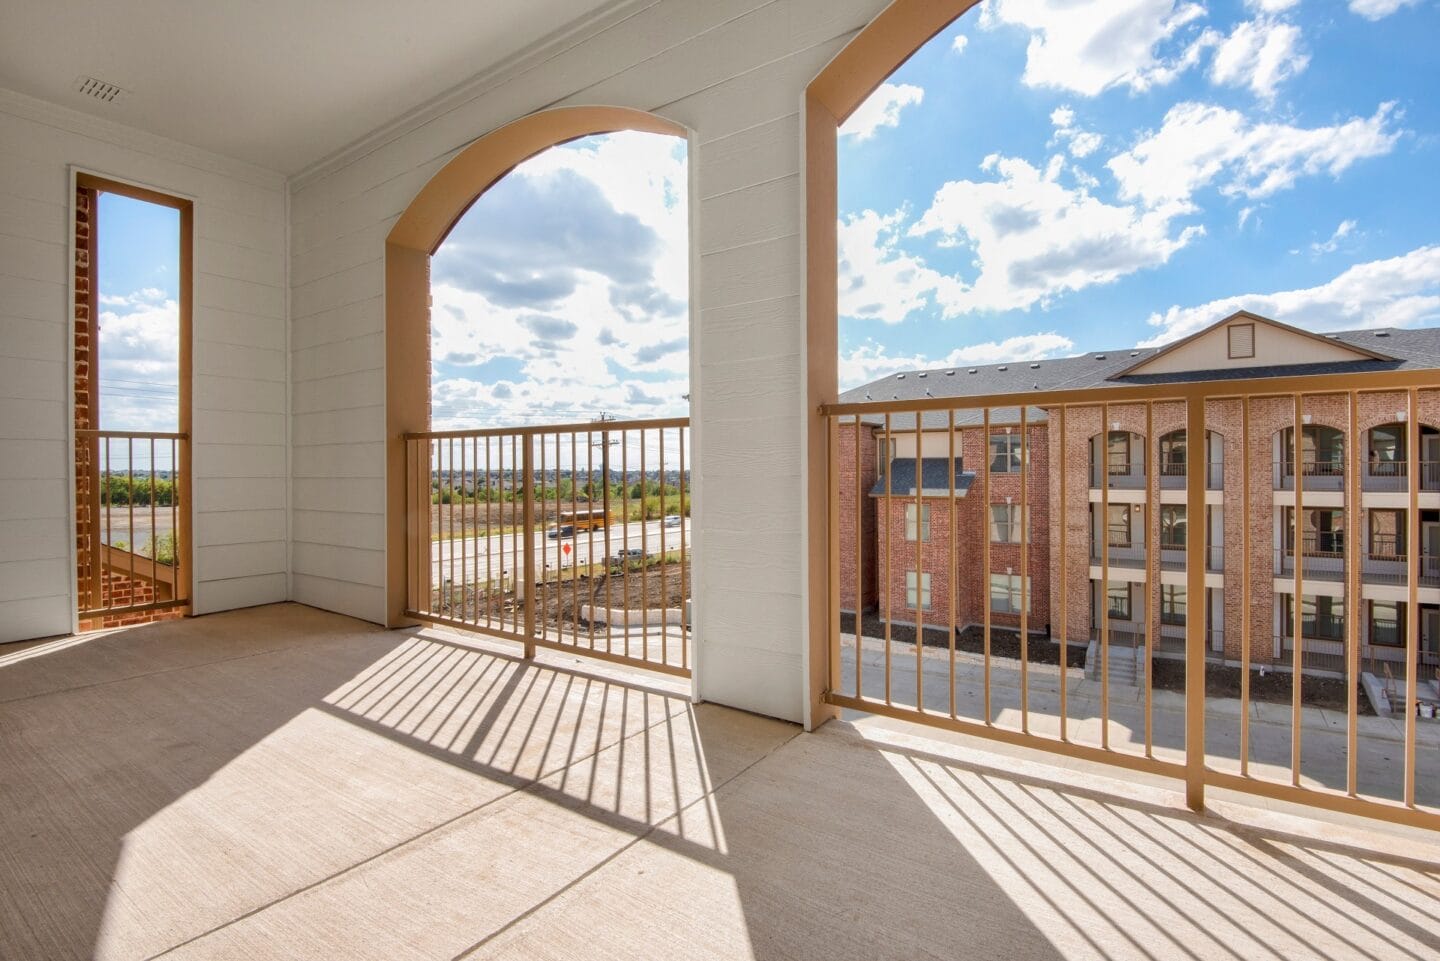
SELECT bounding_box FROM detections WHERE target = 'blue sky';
[836,0,1440,388]
[95,192,179,430]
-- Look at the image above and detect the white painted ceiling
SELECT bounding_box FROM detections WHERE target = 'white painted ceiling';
[0,0,620,175]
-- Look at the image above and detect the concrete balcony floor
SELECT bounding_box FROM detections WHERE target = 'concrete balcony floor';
[2,605,1437,961]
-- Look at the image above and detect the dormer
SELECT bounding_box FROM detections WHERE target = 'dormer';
[1114,311,1394,378]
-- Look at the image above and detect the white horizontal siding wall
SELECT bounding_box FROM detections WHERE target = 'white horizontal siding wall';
[289,0,887,721]
[0,89,289,641]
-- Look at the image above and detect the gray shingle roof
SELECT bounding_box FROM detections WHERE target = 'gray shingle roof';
[869,458,973,497]
[841,325,1440,431]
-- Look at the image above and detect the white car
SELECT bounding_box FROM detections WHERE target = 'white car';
[663,515,682,528]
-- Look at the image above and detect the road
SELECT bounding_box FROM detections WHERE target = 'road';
[97,506,175,548]
[431,517,690,585]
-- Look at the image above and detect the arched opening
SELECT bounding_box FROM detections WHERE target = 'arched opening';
[1275,424,1345,491]
[384,107,689,636]
[1088,430,1146,490]
[1157,428,1224,490]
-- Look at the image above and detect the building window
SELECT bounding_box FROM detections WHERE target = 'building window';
[906,571,932,611]
[989,432,1022,474]
[1368,509,1405,559]
[1286,507,1345,555]
[1160,585,1186,626]
[1227,322,1255,359]
[905,503,931,542]
[1284,594,1345,642]
[989,504,1027,544]
[1107,431,1131,475]
[1107,504,1133,547]
[1107,581,1132,620]
[1158,430,1187,477]
[989,573,1029,614]
[876,435,890,480]
[1369,424,1405,475]
[1369,600,1404,647]
[1160,505,1187,549]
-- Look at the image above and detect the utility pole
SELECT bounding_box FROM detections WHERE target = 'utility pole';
[593,413,618,573]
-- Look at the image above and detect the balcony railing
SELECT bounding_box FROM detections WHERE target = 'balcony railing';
[824,371,1440,829]
[1274,459,1345,491]
[76,429,189,621]
[1158,460,1224,490]
[404,418,691,677]
[1091,542,1145,568]
[1090,462,1146,489]
[1362,460,1440,492]
[1361,549,1440,587]
[1159,544,1224,573]
[1275,542,1346,582]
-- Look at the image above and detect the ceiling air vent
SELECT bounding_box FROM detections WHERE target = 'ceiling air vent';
[74,76,126,103]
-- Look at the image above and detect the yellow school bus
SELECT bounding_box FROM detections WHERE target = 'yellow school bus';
[558,506,613,532]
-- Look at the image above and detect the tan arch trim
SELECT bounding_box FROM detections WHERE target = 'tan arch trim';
[385,105,686,627]
[809,0,982,121]
[388,105,686,254]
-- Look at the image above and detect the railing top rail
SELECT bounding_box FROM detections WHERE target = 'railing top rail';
[406,415,688,441]
[77,429,189,440]
[822,367,1439,418]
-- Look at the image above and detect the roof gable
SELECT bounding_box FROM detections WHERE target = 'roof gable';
[1114,311,1393,378]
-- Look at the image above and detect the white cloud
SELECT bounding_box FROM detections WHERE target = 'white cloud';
[988,0,1207,96]
[906,154,1203,313]
[98,296,180,431]
[1349,0,1421,20]
[1138,244,1440,347]
[1108,101,1401,210]
[1248,0,1299,11]
[1208,18,1309,99]
[1049,105,1104,158]
[841,82,925,141]
[1310,219,1358,255]
[952,34,969,54]
[429,131,689,427]
[838,210,967,324]
[841,333,1076,390]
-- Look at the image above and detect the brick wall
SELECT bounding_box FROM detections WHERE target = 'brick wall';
[74,186,97,628]
[837,422,878,612]
[871,423,1050,634]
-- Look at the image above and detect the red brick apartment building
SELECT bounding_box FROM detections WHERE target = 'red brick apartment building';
[839,311,1440,676]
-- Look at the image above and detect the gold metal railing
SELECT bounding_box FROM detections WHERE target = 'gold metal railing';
[76,429,190,620]
[822,368,1440,830]
[403,417,690,677]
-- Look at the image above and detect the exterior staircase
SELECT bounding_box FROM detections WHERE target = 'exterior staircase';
[1084,639,1142,687]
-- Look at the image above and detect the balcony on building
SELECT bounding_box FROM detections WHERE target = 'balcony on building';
[1156,429,1224,491]
[1361,421,1440,492]
[1273,425,1345,491]
[1361,531,1440,588]
[1089,429,1146,490]
[1275,539,1347,582]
